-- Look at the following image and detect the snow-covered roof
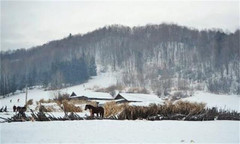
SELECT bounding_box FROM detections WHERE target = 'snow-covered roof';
[117,93,162,103]
[71,91,114,100]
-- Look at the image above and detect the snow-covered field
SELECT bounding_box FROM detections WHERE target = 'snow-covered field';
[183,91,240,112]
[1,120,239,143]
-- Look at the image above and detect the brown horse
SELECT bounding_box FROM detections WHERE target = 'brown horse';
[85,104,104,118]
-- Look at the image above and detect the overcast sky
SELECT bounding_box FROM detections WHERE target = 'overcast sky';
[1,0,239,51]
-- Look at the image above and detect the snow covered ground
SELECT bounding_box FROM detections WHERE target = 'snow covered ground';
[1,120,239,143]
[183,91,240,112]
[0,72,118,111]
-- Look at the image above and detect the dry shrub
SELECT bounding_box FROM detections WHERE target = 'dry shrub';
[85,101,98,107]
[104,101,128,117]
[118,100,206,120]
[54,93,69,103]
[36,103,62,112]
[95,85,124,93]
[156,100,206,116]
[171,91,188,100]
[174,100,206,115]
[126,87,149,94]
[38,105,55,112]
[39,98,53,103]
[62,100,82,112]
[86,85,100,91]
[39,105,49,112]
[27,99,33,105]
[68,99,97,106]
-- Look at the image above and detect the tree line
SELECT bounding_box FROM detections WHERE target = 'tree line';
[1,23,239,95]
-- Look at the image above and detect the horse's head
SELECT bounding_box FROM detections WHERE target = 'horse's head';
[16,106,20,111]
[85,105,90,110]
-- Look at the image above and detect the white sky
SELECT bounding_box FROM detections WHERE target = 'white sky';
[1,0,239,51]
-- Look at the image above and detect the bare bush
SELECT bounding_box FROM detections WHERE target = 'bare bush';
[95,85,124,93]
[118,100,206,120]
[62,100,82,112]
[171,91,188,100]
[68,99,97,107]
[104,101,128,117]
[27,99,33,105]
[39,98,53,103]
[126,87,150,94]
[53,93,70,103]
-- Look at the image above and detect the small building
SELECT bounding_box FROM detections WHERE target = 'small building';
[70,92,77,97]
[69,91,163,105]
[69,91,114,101]
[115,93,163,104]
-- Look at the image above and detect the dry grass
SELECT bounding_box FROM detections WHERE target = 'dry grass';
[53,93,70,102]
[126,87,150,94]
[38,105,57,112]
[62,100,82,112]
[103,101,128,117]
[174,100,206,115]
[38,98,54,104]
[118,100,206,120]
[68,99,97,106]
[35,102,63,112]
[95,85,125,93]
[36,98,97,112]
[26,99,33,105]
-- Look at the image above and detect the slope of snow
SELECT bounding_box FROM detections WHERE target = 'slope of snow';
[182,91,240,112]
[0,89,52,110]
[1,72,239,113]
[60,72,118,95]
[0,72,118,111]
[1,120,239,143]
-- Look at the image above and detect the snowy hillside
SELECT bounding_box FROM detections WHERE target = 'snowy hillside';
[183,91,240,112]
[0,72,239,112]
[1,24,239,97]
[0,72,118,110]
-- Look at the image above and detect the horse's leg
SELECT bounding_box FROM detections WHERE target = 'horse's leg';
[101,112,104,118]
[90,109,93,117]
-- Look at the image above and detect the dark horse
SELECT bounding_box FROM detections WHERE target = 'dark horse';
[16,106,27,118]
[85,104,104,118]
[17,106,26,114]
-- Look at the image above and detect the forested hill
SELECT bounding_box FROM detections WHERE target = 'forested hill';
[1,24,239,95]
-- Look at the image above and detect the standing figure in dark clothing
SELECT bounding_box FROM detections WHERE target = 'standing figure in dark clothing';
[13,105,17,112]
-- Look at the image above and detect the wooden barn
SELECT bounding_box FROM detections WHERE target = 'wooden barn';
[114,93,162,104]
[69,91,114,101]
[69,91,163,105]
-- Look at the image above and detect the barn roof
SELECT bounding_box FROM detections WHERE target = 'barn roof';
[70,92,77,97]
[116,93,162,103]
[70,90,114,100]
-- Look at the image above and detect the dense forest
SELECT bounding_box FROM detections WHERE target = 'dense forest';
[1,24,239,95]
